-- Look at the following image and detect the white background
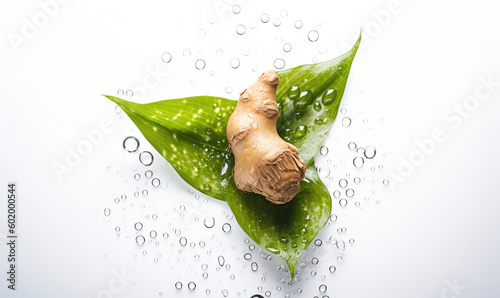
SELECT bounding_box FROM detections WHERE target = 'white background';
[1,0,500,297]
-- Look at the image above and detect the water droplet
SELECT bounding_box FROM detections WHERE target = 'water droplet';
[311,257,319,265]
[222,289,229,297]
[161,52,172,63]
[354,177,361,184]
[222,223,231,233]
[179,237,187,246]
[150,230,157,238]
[353,157,364,168]
[308,30,319,42]
[336,239,346,250]
[329,265,336,273]
[123,136,140,153]
[139,151,154,166]
[272,18,281,27]
[230,58,240,69]
[317,44,328,54]
[134,222,143,230]
[104,208,111,217]
[321,89,338,106]
[330,214,337,221]
[195,59,206,70]
[249,244,255,251]
[318,167,330,178]
[134,173,141,180]
[313,102,322,112]
[347,143,356,151]
[319,284,327,293]
[218,255,225,266]
[151,178,160,187]
[294,20,303,29]
[232,4,241,14]
[346,188,355,197]
[293,90,313,110]
[320,146,329,155]
[383,179,389,186]
[287,85,300,100]
[175,281,182,290]
[135,235,145,245]
[145,170,153,178]
[204,216,215,228]
[339,199,348,207]
[349,238,355,244]
[117,89,124,96]
[342,117,351,127]
[339,179,348,188]
[315,117,327,125]
[364,145,377,159]
[261,13,270,23]
[183,48,191,56]
[314,239,323,246]
[294,125,308,139]
[115,226,120,232]
[273,58,285,69]
[251,262,258,271]
[283,43,292,52]
[244,253,252,260]
[163,232,169,239]
[242,47,251,56]
[126,90,133,97]
[188,282,196,290]
[236,24,246,35]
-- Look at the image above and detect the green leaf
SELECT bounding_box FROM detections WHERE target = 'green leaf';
[224,33,361,280]
[223,160,331,279]
[105,95,236,200]
[105,32,360,281]
[276,31,362,167]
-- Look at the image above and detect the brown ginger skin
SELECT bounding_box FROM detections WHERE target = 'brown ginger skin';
[226,70,306,204]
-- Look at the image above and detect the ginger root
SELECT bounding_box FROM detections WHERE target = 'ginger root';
[226,70,306,204]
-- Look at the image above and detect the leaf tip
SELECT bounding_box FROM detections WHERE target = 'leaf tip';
[103,94,120,104]
[350,29,362,55]
[103,95,134,112]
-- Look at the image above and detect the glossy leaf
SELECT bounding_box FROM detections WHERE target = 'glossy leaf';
[276,31,362,167]
[106,95,236,200]
[225,33,361,279]
[105,32,360,281]
[223,160,331,278]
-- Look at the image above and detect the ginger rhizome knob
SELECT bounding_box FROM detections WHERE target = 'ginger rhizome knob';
[226,70,306,204]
